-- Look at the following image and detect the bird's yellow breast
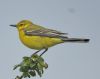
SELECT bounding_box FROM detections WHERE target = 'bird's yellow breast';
[19,31,63,50]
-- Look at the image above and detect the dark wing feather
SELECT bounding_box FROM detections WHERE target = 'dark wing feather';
[24,28,68,38]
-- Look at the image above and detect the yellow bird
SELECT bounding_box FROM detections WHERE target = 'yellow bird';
[10,20,90,56]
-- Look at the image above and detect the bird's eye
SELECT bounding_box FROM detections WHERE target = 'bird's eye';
[20,23,24,26]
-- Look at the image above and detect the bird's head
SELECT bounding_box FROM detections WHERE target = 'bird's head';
[10,20,33,31]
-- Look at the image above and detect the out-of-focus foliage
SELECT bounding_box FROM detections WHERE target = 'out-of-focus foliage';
[14,54,48,79]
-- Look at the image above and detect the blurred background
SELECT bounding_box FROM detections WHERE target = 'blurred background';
[0,0,99,79]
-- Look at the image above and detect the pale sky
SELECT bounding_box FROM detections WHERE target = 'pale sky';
[0,0,100,79]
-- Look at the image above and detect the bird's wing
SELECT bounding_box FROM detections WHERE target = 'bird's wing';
[45,29,68,35]
[24,27,68,38]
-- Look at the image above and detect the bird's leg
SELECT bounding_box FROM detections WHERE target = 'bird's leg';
[34,50,42,54]
[31,50,42,57]
[40,48,48,56]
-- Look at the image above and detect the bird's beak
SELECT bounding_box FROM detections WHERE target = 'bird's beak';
[10,24,17,27]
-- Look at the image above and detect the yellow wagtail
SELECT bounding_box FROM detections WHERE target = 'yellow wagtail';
[10,20,90,56]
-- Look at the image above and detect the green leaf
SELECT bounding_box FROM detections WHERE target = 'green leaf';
[23,57,30,60]
[29,71,36,77]
[44,63,48,69]
[35,68,42,77]
[13,64,21,70]
[15,76,20,79]
[31,54,38,61]
[20,66,30,72]
[37,63,43,70]
[22,57,31,66]
[23,72,30,78]
[29,63,36,68]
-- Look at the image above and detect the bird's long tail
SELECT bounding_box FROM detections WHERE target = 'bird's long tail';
[61,37,90,43]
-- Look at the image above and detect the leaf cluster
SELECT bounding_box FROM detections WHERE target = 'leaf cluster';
[14,54,48,79]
